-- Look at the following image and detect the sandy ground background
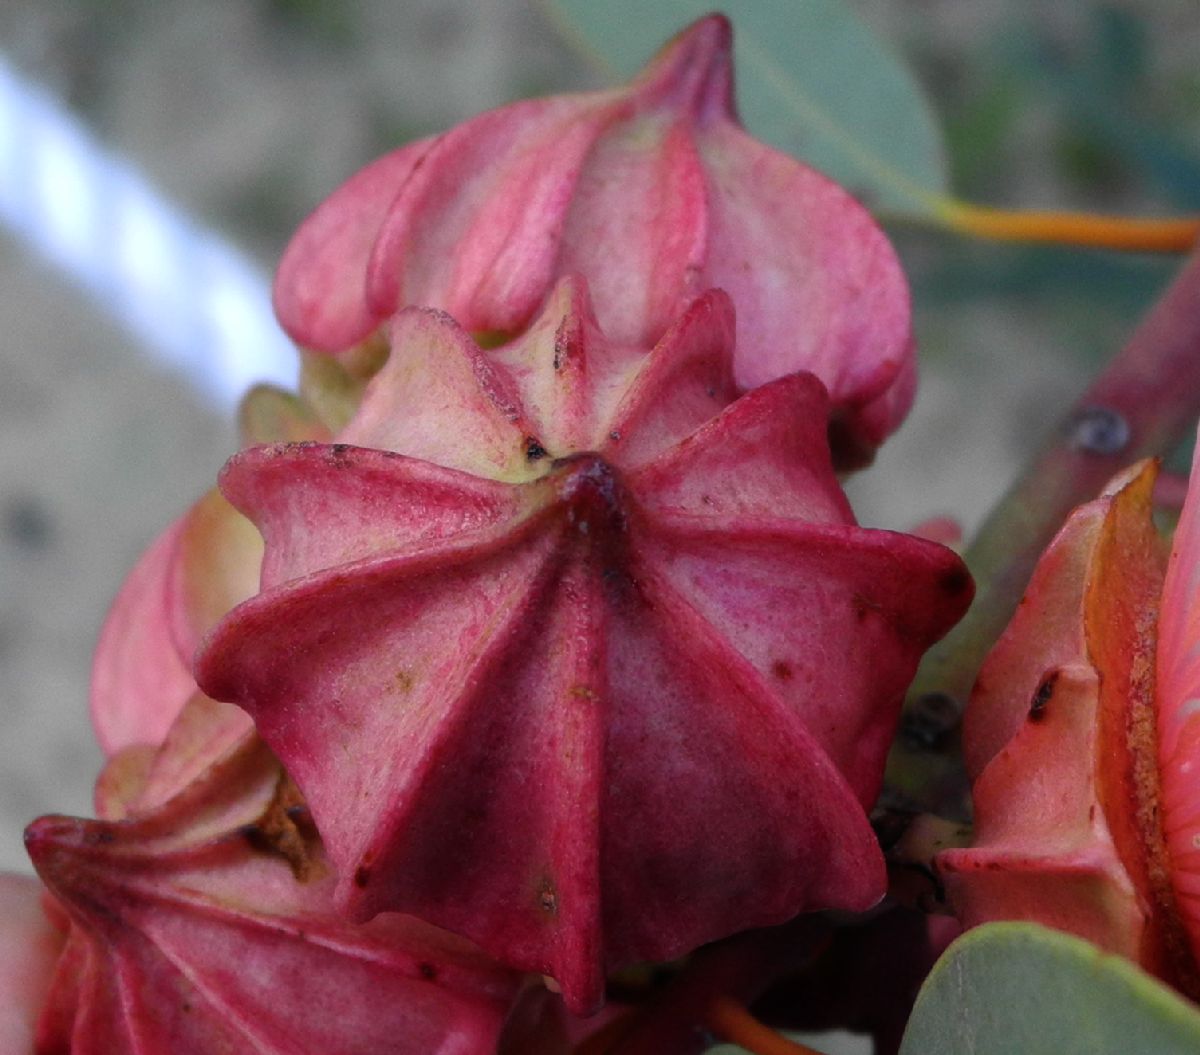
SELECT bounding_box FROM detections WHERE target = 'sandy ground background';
[0,3,1198,1049]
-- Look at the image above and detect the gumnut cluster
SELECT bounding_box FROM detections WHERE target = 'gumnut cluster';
[273,13,915,470]
[940,434,1200,1001]
[4,15,974,1052]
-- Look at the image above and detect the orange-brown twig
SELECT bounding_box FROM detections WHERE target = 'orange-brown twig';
[706,995,827,1055]
[937,201,1200,253]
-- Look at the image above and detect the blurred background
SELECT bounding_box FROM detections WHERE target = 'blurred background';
[0,0,1196,911]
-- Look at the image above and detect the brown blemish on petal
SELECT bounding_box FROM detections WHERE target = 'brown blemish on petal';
[241,771,317,882]
[354,850,376,889]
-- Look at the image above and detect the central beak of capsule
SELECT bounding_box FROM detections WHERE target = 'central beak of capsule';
[551,453,627,540]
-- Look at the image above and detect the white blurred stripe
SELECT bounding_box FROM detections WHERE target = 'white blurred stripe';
[0,55,297,408]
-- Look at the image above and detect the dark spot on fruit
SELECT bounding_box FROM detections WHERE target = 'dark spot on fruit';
[1066,406,1129,456]
[538,879,558,916]
[852,593,883,621]
[938,566,971,596]
[418,962,437,981]
[525,437,548,462]
[772,660,794,681]
[1029,671,1058,722]
[899,693,961,751]
[354,865,371,888]
[328,443,356,468]
[609,430,621,442]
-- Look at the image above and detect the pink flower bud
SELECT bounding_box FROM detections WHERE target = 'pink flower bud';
[27,696,520,1054]
[274,16,914,465]
[941,453,1200,997]
[197,278,970,1012]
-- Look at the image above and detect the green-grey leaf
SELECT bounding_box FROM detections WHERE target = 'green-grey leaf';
[541,0,948,217]
[899,922,1200,1055]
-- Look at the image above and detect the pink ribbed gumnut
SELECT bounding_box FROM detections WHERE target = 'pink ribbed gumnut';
[939,460,1200,997]
[196,277,971,1012]
[274,15,914,467]
[26,695,520,1054]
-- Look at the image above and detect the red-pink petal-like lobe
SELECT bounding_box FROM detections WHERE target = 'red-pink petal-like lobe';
[26,730,518,1055]
[365,98,620,335]
[638,518,967,809]
[273,138,434,351]
[694,119,910,428]
[0,874,65,1054]
[1157,423,1200,962]
[961,462,1147,781]
[486,278,741,471]
[338,308,536,480]
[218,445,544,590]
[596,561,883,960]
[553,104,709,350]
[600,287,738,469]
[941,665,1151,958]
[628,373,854,525]
[276,15,913,461]
[90,489,263,757]
[90,515,195,755]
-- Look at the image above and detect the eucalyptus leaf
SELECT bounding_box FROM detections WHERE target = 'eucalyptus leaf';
[899,922,1200,1055]
[541,0,948,217]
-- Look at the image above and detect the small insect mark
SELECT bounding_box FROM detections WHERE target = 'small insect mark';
[1029,671,1058,722]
